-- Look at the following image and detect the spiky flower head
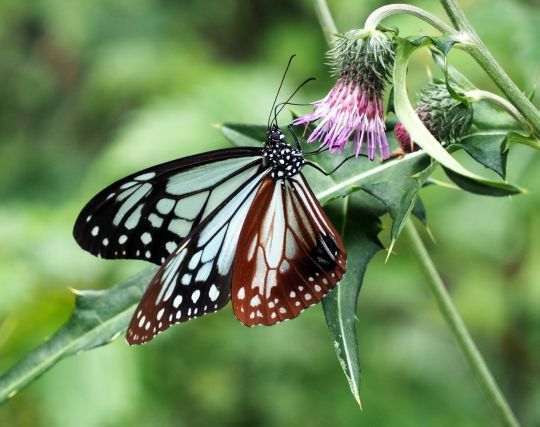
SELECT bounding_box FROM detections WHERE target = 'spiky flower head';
[294,29,395,160]
[394,81,473,153]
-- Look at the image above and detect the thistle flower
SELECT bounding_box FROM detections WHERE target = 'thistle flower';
[394,82,473,154]
[294,30,395,160]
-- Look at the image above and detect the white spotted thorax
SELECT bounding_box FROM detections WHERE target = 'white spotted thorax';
[263,125,305,180]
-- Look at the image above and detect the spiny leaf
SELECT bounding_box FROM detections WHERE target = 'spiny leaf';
[412,197,427,226]
[442,167,521,196]
[456,132,509,178]
[0,268,157,404]
[322,197,383,407]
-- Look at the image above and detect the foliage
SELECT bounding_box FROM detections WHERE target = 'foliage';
[1,1,539,427]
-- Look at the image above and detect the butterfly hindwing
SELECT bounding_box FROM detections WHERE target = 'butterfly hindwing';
[126,167,269,345]
[231,174,346,326]
[73,148,262,265]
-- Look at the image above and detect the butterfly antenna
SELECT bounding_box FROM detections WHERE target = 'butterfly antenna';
[273,101,311,112]
[273,77,316,125]
[268,54,296,129]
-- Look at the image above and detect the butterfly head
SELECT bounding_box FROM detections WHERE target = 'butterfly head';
[263,124,305,180]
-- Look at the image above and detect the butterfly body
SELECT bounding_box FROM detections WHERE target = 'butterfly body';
[74,125,346,345]
[262,125,305,180]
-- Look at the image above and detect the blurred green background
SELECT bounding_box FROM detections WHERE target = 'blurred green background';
[1,0,539,426]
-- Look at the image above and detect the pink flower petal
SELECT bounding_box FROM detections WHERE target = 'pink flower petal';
[293,78,389,160]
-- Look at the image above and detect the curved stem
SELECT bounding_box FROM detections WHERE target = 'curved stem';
[440,0,540,137]
[466,89,532,134]
[314,0,338,43]
[364,3,457,35]
[403,220,521,427]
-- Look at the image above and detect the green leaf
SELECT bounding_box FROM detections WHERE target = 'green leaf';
[0,268,157,404]
[472,101,523,133]
[442,167,520,196]
[456,132,509,178]
[220,124,267,147]
[322,197,383,407]
[412,197,427,225]
[392,38,523,195]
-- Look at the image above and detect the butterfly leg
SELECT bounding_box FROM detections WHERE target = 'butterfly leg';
[302,145,330,156]
[305,154,360,176]
[287,124,302,151]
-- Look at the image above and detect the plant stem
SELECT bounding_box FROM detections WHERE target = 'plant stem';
[364,3,456,35]
[466,89,532,134]
[314,0,338,43]
[440,0,540,137]
[403,219,520,427]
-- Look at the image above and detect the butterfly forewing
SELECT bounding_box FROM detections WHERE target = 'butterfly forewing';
[231,174,346,326]
[73,148,261,265]
[126,167,269,345]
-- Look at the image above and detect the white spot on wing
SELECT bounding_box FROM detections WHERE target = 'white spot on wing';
[202,228,226,263]
[195,262,212,282]
[209,284,219,301]
[135,172,156,181]
[168,218,192,237]
[174,192,208,220]
[173,295,182,308]
[156,198,175,215]
[188,251,202,270]
[148,213,163,228]
[114,183,151,226]
[125,204,144,230]
[141,232,152,245]
[166,241,177,253]
[247,235,258,261]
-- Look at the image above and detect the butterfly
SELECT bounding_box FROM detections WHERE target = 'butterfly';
[73,58,347,345]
